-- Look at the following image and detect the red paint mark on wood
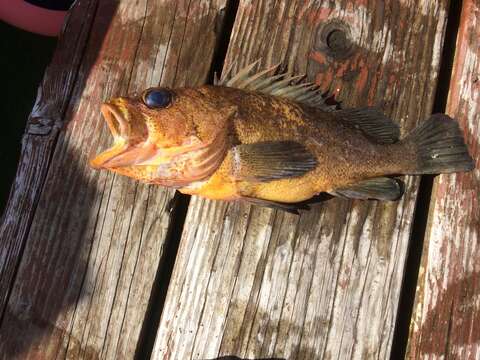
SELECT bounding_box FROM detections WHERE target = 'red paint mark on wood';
[309,50,327,65]
[416,271,480,356]
[308,7,332,24]
[315,69,334,93]
[355,63,369,93]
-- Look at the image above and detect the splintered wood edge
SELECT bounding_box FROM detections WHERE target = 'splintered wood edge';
[407,0,480,358]
[151,1,450,359]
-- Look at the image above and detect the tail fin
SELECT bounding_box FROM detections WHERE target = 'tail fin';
[405,114,474,174]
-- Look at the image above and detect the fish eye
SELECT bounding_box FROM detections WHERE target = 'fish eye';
[142,88,173,109]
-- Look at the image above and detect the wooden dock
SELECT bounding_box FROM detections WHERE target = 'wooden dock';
[0,0,478,359]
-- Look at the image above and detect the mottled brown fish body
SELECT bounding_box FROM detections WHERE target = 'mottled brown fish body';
[179,86,413,202]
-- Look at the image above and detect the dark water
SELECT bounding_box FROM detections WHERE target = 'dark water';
[0,21,56,213]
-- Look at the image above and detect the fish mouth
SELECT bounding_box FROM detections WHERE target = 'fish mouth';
[90,103,164,169]
[90,103,225,178]
[101,103,128,139]
[90,103,130,169]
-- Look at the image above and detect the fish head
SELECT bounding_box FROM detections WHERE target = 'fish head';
[90,86,236,187]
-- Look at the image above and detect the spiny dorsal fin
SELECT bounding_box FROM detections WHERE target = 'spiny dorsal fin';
[336,107,400,144]
[329,177,403,201]
[217,60,333,111]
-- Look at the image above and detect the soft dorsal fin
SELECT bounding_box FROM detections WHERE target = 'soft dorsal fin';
[231,141,317,182]
[336,107,400,144]
[216,60,333,111]
[329,177,403,201]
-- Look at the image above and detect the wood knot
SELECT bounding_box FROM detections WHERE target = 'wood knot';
[316,20,354,60]
[27,116,61,136]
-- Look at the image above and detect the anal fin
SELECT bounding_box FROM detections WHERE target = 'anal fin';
[329,177,404,201]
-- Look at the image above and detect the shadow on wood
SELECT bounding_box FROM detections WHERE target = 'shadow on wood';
[1,1,231,359]
[1,145,102,358]
[0,0,119,358]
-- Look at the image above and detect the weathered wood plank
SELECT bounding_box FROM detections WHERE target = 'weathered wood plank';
[152,1,449,359]
[407,0,480,358]
[0,0,98,316]
[0,0,227,358]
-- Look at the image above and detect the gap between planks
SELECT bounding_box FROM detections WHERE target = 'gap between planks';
[390,0,464,358]
[134,1,240,358]
[0,1,464,359]
[150,1,451,359]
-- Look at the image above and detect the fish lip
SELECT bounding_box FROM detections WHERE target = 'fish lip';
[101,103,128,139]
[89,103,129,169]
[89,141,129,169]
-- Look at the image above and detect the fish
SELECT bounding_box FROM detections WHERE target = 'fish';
[90,61,474,213]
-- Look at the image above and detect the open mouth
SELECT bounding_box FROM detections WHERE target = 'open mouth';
[90,102,162,169]
[89,103,130,169]
[101,103,128,139]
[90,103,220,172]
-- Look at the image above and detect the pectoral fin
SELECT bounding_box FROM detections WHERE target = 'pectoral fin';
[232,141,317,182]
[329,177,403,201]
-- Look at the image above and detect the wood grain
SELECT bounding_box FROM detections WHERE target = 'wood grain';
[0,0,227,358]
[152,1,449,359]
[407,0,480,358]
[0,0,98,317]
